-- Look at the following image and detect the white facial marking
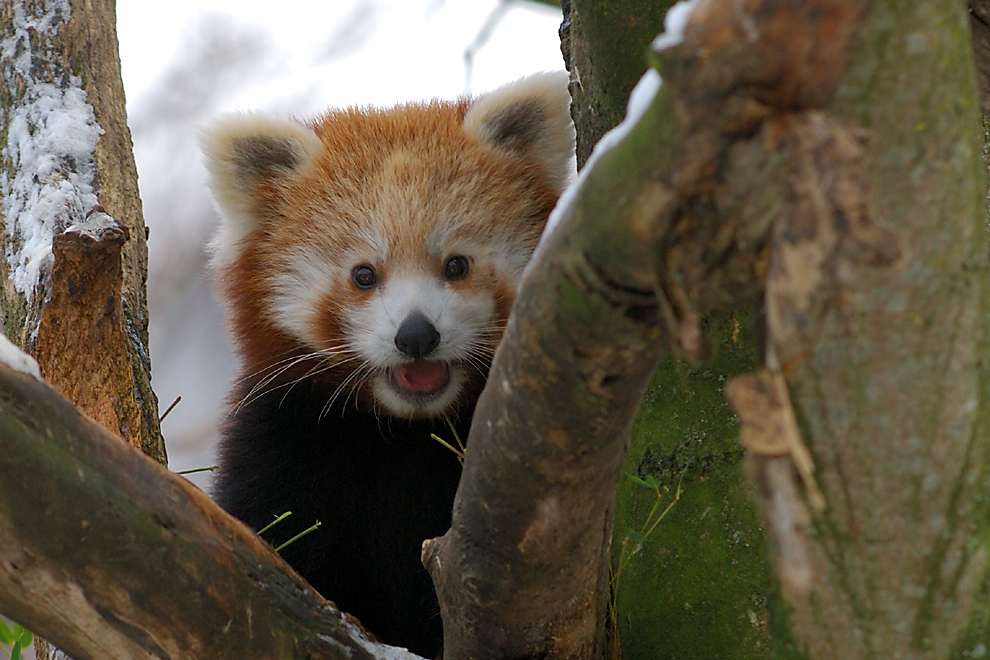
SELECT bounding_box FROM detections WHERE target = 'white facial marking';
[351,271,497,417]
[351,274,495,367]
[267,244,500,418]
[268,251,342,344]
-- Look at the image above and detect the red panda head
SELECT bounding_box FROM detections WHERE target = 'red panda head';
[201,72,574,419]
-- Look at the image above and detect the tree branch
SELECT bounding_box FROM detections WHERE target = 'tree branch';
[423,55,680,656]
[0,363,415,660]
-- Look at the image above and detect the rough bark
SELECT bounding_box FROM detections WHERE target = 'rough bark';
[778,2,988,656]
[0,0,162,460]
[0,363,413,660]
[560,0,666,167]
[34,212,149,450]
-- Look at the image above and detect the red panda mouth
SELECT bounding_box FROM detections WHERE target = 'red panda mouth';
[391,359,451,396]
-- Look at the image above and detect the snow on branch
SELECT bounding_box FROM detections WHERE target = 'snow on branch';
[0,332,39,379]
[537,68,662,247]
[652,0,702,52]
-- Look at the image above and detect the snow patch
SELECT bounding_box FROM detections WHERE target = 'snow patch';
[1,0,103,299]
[341,618,425,660]
[652,0,702,52]
[65,208,120,240]
[0,332,41,380]
[533,68,663,260]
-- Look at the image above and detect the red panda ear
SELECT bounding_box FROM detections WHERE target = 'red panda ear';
[200,113,322,266]
[463,71,575,192]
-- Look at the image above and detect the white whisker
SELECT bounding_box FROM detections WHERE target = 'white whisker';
[229,342,362,416]
[320,361,376,420]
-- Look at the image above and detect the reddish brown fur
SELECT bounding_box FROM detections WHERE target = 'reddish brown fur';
[217,100,560,397]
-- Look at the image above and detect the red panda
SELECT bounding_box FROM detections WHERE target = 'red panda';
[201,73,574,656]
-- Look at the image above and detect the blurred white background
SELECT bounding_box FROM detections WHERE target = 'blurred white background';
[115,0,566,490]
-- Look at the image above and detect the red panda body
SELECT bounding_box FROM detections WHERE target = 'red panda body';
[202,73,573,656]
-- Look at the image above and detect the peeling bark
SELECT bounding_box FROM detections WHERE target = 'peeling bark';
[726,370,819,596]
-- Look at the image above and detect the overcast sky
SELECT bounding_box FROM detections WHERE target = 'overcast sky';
[117,0,565,110]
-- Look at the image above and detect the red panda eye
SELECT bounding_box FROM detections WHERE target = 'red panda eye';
[352,265,377,289]
[444,256,469,281]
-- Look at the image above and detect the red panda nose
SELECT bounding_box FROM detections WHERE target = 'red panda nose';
[394,313,441,359]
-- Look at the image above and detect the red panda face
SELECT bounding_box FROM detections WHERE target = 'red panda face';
[202,73,574,419]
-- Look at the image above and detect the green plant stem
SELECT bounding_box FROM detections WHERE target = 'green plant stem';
[257,512,292,536]
[275,522,322,553]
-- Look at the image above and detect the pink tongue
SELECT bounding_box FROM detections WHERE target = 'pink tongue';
[393,360,448,394]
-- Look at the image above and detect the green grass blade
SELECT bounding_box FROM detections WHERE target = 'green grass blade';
[275,521,322,553]
[257,511,292,536]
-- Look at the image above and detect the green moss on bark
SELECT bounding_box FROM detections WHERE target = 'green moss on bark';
[561,0,670,167]
[613,312,774,659]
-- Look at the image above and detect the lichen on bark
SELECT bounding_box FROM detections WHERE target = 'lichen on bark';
[779,3,988,655]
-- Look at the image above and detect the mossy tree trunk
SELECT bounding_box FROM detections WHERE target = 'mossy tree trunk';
[563,2,776,656]
[564,0,989,658]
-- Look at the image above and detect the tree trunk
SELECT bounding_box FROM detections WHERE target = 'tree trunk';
[0,0,162,459]
[777,2,988,655]
[568,0,989,658]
